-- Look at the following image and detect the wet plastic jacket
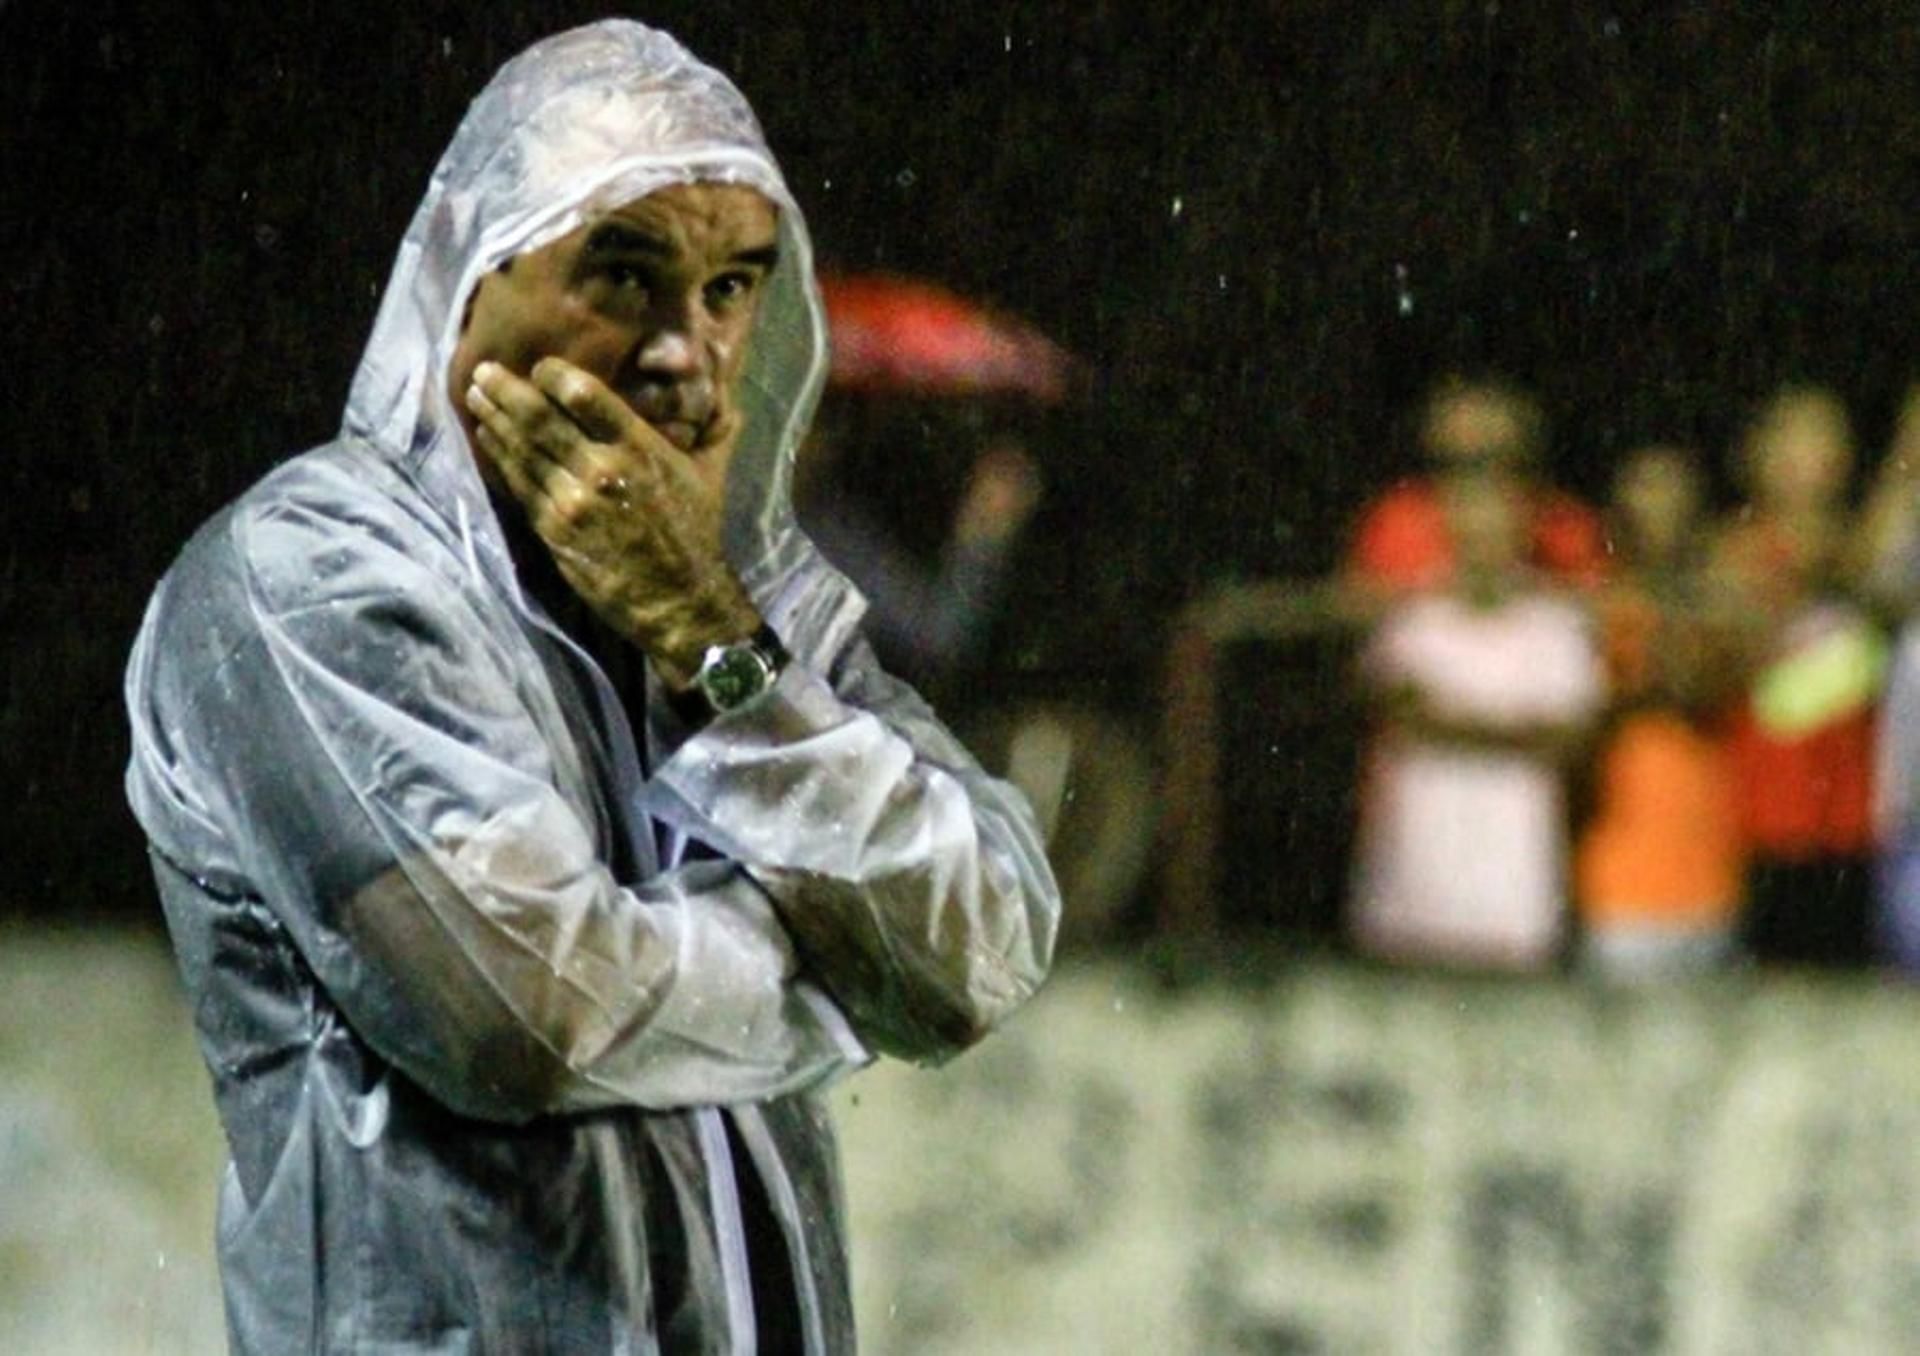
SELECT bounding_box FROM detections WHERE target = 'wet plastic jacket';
[123,21,1058,1353]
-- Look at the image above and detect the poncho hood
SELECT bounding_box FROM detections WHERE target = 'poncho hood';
[343,18,836,625]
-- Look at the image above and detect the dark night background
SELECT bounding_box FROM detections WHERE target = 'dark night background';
[4,1,1918,927]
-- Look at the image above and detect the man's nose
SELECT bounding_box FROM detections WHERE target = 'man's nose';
[634,326,703,381]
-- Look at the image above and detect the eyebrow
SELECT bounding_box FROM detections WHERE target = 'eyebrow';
[582,222,671,258]
[730,244,781,272]
[582,221,780,271]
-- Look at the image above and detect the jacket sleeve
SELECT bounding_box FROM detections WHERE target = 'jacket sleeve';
[643,624,1061,1062]
[146,496,865,1124]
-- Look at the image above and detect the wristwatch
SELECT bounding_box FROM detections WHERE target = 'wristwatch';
[683,622,788,721]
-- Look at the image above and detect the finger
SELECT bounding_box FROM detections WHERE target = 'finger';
[473,361,585,465]
[465,382,527,465]
[472,421,550,512]
[572,448,651,510]
[468,373,586,509]
[466,380,561,499]
[531,357,649,447]
[464,380,516,442]
[477,419,590,531]
[484,425,591,540]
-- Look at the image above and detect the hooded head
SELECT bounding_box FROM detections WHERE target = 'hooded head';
[343,20,830,614]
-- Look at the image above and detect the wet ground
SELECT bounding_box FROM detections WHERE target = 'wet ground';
[12,926,1920,1354]
[0,928,225,1355]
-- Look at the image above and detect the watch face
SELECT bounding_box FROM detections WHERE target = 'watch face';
[704,644,771,710]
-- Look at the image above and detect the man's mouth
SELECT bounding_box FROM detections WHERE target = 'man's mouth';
[626,395,711,453]
[652,418,704,453]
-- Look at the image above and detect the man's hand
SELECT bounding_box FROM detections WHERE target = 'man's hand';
[465,356,761,687]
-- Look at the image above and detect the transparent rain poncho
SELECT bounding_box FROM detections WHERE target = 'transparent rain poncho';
[123,21,1058,1353]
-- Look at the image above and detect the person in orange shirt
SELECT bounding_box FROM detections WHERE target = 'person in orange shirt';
[1576,447,1747,977]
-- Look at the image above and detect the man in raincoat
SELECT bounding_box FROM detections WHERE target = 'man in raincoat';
[123,21,1058,1354]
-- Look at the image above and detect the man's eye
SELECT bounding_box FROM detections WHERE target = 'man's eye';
[705,272,758,310]
[606,263,649,293]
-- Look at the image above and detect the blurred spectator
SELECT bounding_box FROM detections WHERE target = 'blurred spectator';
[1351,469,1603,970]
[803,270,1072,696]
[1161,373,1602,940]
[1575,447,1746,979]
[1344,373,1608,598]
[1846,382,1920,618]
[1869,389,1920,973]
[1874,620,1920,972]
[796,409,1042,689]
[1713,386,1886,967]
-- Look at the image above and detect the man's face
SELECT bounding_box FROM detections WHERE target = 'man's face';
[449,182,780,466]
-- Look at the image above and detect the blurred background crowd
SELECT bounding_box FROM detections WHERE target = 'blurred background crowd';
[1162,376,1920,980]
[798,345,1920,990]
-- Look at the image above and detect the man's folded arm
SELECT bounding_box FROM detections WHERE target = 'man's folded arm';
[646,633,1062,1064]
[331,847,866,1123]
